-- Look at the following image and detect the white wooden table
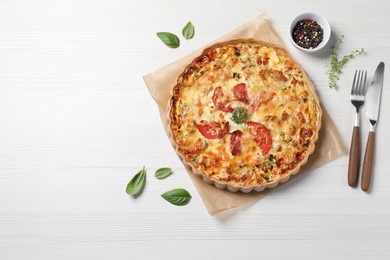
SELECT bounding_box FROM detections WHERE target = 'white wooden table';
[1,1,389,259]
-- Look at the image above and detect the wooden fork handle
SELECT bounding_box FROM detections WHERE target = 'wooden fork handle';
[348,126,360,187]
[361,131,375,192]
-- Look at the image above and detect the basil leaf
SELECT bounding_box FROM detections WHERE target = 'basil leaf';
[126,166,146,196]
[182,21,195,40]
[156,32,180,48]
[155,167,173,179]
[161,188,192,206]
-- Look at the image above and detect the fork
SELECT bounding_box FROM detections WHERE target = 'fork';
[348,70,367,187]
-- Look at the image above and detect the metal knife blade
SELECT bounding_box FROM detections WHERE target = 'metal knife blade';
[366,62,385,131]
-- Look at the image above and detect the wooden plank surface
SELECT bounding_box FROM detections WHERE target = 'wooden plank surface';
[1,0,389,259]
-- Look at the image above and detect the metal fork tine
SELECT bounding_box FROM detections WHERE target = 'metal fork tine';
[362,70,367,94]
[357,70,363,95]
[359,70,365,95]
[355,70,362,95]
[351,70,358,95]
[359,70,367,95]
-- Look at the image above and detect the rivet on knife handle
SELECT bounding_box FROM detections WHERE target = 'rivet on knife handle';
[361,132,375,191]
[348,126,360,187]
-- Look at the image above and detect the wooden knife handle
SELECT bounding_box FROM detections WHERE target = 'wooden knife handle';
[361,131,375,192]
[348,126,360,187]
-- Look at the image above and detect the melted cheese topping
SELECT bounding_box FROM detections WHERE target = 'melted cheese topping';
[170,40,321,188]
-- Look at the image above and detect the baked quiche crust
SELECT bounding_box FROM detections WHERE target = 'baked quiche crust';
[168,39,322,192]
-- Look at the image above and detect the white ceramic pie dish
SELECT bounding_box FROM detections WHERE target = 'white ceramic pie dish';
[167,38,322,193]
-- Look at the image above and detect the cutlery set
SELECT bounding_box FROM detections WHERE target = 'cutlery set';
[348,62,385,191]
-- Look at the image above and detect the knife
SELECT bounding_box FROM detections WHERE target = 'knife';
[361,62,385,191]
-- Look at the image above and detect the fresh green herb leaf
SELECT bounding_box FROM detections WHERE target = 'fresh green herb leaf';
[161,188,192,206]
[155,167,173,179]
[182,21,195,40]
[156,32,180,48]
[126,166,146,196]
[231,107,249,124]
[325,35,364,89]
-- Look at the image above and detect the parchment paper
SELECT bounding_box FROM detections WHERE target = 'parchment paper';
[143,13,346,216]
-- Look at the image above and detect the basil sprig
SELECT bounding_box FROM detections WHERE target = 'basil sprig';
[182,21,195,40]
[156,32,180,48]
[161,188,192,206]
[155,167,173,179]
[126,166,146,196]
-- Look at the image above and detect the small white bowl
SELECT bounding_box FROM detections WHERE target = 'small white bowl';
[289,12,331,53]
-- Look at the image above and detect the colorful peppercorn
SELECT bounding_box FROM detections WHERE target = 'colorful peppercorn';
[292,19,324,49]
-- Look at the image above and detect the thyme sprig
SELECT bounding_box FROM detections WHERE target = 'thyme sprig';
[325,35,364,89]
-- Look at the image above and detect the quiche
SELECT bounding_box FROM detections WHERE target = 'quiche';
[169,39,322,192]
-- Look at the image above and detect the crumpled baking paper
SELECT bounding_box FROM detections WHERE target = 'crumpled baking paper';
[143,13,345,216]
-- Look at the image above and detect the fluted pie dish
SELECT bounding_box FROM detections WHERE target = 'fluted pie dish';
[168,39,322,192]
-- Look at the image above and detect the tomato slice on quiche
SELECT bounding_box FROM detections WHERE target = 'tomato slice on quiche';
[246,121,272,156]
[195,121,229,139]
[212,86,233,112]
[233,83,249,103]
[230,130,243,156]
